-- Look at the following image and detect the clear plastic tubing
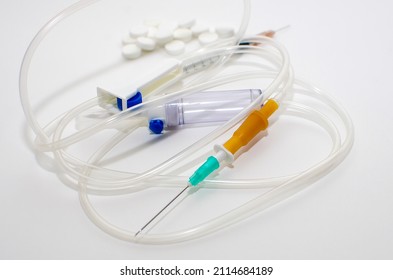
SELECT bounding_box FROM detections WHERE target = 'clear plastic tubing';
[149,89,262,127]
[20,0,253,149]
[18,0,355,245]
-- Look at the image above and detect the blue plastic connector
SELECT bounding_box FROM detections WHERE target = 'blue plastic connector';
[149,119,165,134]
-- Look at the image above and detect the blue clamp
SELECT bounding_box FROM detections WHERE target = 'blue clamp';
[149,119,165,134]
[117,92,143,111]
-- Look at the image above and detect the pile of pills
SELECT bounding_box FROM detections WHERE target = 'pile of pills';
[121,18,235,60]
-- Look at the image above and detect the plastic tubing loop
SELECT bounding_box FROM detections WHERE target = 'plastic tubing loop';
[32,38,291,152]
[19,0,354,244]
[19,0,251,142]
[43,39,293,193]
[29,38,290,196]
[77,81,354,244]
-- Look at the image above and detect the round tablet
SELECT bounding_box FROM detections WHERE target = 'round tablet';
[129,25,148,38]
[122,35,136,45]
[191,24,209,37]
[173,28,192,42]
[215,26,235,38]
[144,18,161,27]
[147,27,158,39]
[122,44,142,59]
[155,29,173,45]
[178,18,196,29]
[136,37,156,51]
[198,32,218,45]
[158,21,178,32]
[164,40,185,56]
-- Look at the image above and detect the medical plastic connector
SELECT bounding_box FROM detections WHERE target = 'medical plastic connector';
[188,99,279,187]
[147,89,262,128]
[148,119,165,134]
[188,156,220,186]
[97,59,181,110]
[224,99,278,154]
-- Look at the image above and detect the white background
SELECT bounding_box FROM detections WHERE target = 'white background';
[1,0,392,259]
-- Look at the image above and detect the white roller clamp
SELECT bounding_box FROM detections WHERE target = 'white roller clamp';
[97,58,181,110]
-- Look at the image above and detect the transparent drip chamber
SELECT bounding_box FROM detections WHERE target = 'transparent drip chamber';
[148,89,262,128]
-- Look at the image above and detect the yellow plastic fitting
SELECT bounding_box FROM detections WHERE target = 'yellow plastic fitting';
[223,99,279,155]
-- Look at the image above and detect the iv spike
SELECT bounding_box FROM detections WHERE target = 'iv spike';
[135,184,190,237]
[258,24,291,38]
[238,25,291,46]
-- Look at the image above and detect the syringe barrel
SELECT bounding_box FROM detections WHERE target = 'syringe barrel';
[164,89,262,127]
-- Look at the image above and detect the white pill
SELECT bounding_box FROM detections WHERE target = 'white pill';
[198,32,218,45]
[178,18,196,29]
[144,18,161,27]
[158,21,178,32]
[155,29,173,45]
[147,27,158,39]
[215,26,235,38]
[165,40,185,56]
[173,28,192,42]
[191,24,209,37]
[129,25,148,38]
[122,44,142,59]
[136,37,156,51]
[122,35,136,45]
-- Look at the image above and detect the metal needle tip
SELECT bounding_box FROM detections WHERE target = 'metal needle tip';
[274,24,291,33]
[135,184,190,237]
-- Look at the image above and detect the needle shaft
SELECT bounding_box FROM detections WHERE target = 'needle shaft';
[135,185,190,237]
[274,24,291,33]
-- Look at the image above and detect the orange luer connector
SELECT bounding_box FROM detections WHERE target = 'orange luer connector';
[223,99,279,155]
